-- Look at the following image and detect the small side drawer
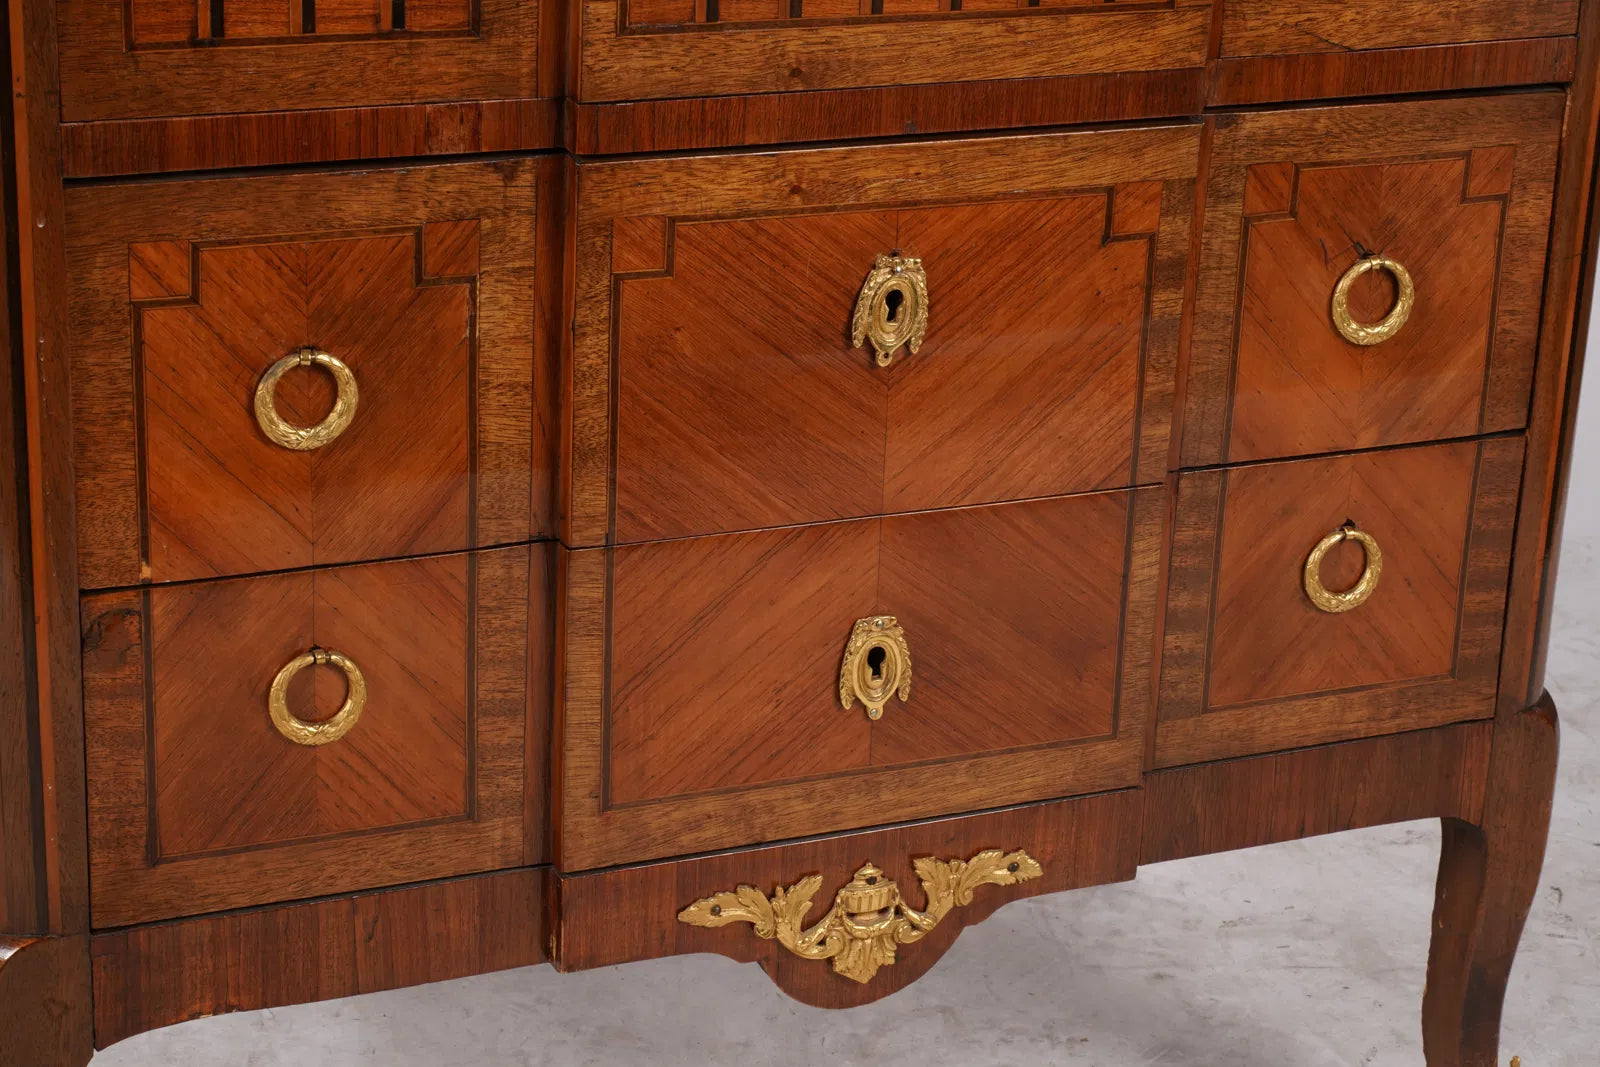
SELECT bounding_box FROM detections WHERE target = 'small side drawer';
[559,488,1163,871]
[569,126,1199,546]
[66,159,553,589]
[1182,94,1562,467]
[81,544,550,928]
[1220,0,1578,57]
[1155,437,1523,767]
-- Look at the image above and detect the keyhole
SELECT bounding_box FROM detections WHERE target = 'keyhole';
[866,645,886,683]
[884,288,903,323]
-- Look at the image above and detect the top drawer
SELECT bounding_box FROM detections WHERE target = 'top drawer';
[59,0,546,123]
[575,0,1212,103]
[1221,0,1579,57]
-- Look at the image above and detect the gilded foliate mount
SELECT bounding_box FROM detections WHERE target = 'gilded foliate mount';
[677,849,1043,984]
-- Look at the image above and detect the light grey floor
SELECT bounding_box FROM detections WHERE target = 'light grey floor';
[96,536,1600,1067]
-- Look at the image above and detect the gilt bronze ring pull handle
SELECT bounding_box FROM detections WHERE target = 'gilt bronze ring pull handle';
[1303,525,1384,614]
[1331,255,1415,346]
[268,648,367,747]
[852,254,929,367]
[253,347,360,451]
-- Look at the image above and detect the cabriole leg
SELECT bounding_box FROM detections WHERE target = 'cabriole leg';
[1422,694,1560,1067]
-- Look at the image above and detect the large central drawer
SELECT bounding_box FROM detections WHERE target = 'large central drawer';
[564,125,1200,547]
[557,489,1163,871]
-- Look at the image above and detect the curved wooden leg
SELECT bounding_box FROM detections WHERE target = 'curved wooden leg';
[0,936,93,1067]
[1422,694,1560,1067]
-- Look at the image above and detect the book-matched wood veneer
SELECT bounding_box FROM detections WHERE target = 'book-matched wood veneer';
[565,124,1199,548]
[558,488,1164,871]
[80,544,549,928]
[2,0,1595,1055]
[65,159,560,590]
[1181,93,1562,468]
[1157,438,1524,767]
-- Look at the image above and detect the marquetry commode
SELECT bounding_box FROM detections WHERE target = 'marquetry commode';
[0,0,1596,1063]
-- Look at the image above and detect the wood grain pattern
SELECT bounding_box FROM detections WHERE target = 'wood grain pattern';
[1220,0,1577,57]
[1423,695,1560,1067]
[9,0,91,939]
[1156,438,1523,767]
[65,159,547,590]
[606,519,878,805]
[89,868,549,1051]
[627,0,1147,29]
[57,40,1583,174]
[60,0,544,122]
[150,556,472,860]
[576,0,1211,102]
[609,190,1181,539]
[567,125,1200,547]
[1207,443,1477,708]
[556,792,1139,1007]
[1500,0,1600,717]
[0,936,92,1067]
[81,546,540,928]
[1180,94,1562,468]
[567,68,1204,156]
[1207,37,1578,107]
[559,488,1163,872]
[60,99,563,179]
[128,0,472,44]
[138,233,473,584]
[0,65,38,935]
[1140,722,1491,864]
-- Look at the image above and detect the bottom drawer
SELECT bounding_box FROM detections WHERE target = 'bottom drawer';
[558,489,1164,872]
[81,544,549,927]
[555,791,1140,1007]
[1155,437,1522,766]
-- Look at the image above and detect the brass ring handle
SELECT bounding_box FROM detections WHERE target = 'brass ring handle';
[267,648,367,746]
[839,615,912,720]
[253,348,360,451]
[1303,525,1384,614]
[851,254,929,367]
[1331,255,1415,346]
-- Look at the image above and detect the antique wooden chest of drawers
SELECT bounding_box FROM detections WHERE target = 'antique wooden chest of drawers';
[1,0,1596,1063]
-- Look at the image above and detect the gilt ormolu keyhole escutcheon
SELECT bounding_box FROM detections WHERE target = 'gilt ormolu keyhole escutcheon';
[839,616,913,721]
[851,254,929,367]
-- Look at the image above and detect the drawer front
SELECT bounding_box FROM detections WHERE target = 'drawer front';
[578,0,1211,103]
[67,159,553,589]
[1182,94,1562,468]
[559,489,1163,871]
[82,545,549,927]
[61,0,546,122]
[556,791,1139,1006]
[1155,438,1522,767]
[1221,0,1578,57]
[568,126,1199,547]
